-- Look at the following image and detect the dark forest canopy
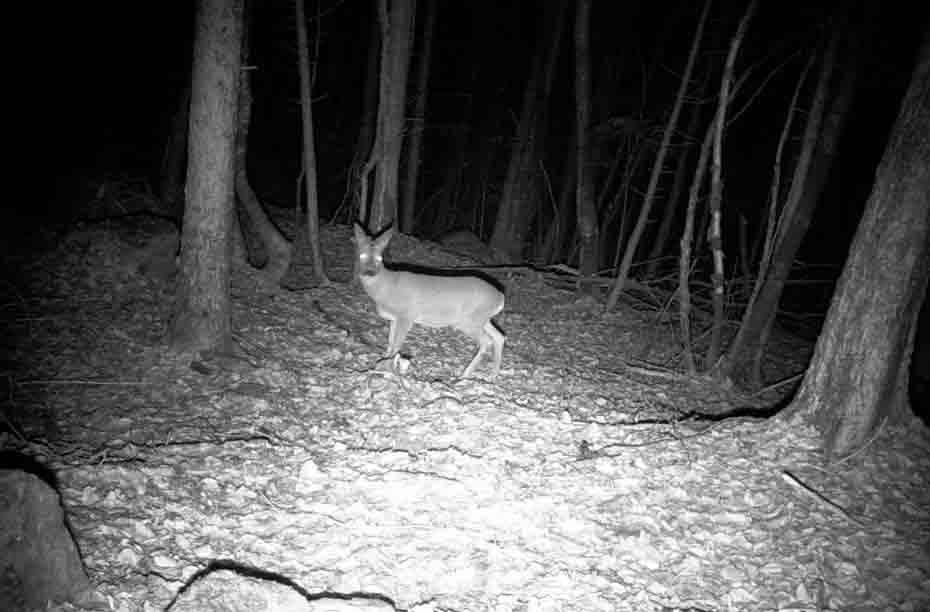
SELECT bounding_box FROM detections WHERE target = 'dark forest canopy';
[24,0,928,275]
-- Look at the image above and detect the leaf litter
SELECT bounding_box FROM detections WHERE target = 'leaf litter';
[1,218,928,612]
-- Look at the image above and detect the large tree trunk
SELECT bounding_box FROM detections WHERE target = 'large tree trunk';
[367,0,416,232]
[722,26,849,386]
[170,0,243,355]
[911,294,930,416]
[782,28,930,459]
[489,0,567,263]
[400,0,435,235]
[574,0,598,285]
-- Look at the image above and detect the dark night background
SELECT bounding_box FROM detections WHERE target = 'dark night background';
[20,0,928,306]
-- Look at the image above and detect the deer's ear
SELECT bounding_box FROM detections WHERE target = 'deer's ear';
[374,227,394,250]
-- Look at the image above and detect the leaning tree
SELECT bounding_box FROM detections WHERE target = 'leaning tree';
[781,27,930,459]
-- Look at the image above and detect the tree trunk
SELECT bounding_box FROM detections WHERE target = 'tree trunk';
[722,26,847,386]
[574,0,598,285]
[368,0,416,232]
[290,0,328,286]
[231,0,259,268]
[782,27,930,460]
[489,0,568,263]
[602,141,648,270]
[705,0,756,366]
[679,113,716,374]
[170,0,243,355]
[400,0,435,235]
[539,147,575,264]
[606,0,710,311]
[159,85,191,217]
[911,294,930,416]
[349,0,381,224]
[234,5,292,282]
[645,67,712,277]
[752,51,816,287]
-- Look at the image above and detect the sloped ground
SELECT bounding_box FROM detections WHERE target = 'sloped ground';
[2,218,928,612]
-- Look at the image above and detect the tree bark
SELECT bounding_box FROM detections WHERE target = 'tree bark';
[234,6,292,282]
[722,26,847,386]
[349,0,381,224]
[753,51,816,286]
[783,27,930,460]
[574,0,598,285]
[705,0,756,366]
[678,113,716,374]
[170,0,243,355]
[400,0,435,235]
[292,0,328,285]
[368,0,416,232]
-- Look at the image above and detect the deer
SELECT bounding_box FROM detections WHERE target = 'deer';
[353,222,505,378]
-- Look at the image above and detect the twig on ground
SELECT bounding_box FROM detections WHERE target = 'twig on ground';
[779,469,867,528]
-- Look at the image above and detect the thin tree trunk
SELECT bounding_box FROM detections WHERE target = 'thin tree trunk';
[606,0,710,310]
[737,213,751,296]
[678,113,716,374]
[292,0,328,285]
[722,26,843,386]
[591,52,629,244]
[645,67,712,277]
[235,12,291,282]
[232,0,262,268]
[401,0,435,235]
[171,0,243,354]
[368,0,416,232]
[539,147,575,264]
[603,141,648,270]
[705,0,757,366]
[574,0,598,285]
[783,27,930,459]
[753,52,816,281]
[349,0,381,224]
[775,46,834,252]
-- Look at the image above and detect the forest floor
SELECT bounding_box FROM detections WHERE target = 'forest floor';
[2,216,929,612]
